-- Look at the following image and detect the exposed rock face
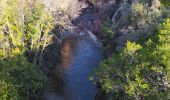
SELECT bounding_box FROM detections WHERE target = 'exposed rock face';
[111,0,139,26]
[112,2,131,26]
[111,0,162,51]
[111,0,150,51]
[111,1,133,51]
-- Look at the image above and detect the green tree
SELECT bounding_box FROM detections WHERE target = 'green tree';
[0,56,46,100]
[97,18,170,99]
[0,0,55,99]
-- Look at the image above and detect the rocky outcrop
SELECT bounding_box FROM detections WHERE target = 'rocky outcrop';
[110,0,146,51]
[111,1,133,51]
[111,0,162,51]
[112,2,132,28]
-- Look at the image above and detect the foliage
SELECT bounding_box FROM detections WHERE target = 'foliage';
[97,18,170,99]
[108,0,165,53]
[101,19,116,53]
[0,56,46,100]
[0,0,54,63]
[160,0,170,6]
[0,0,56,99]
[131,0,162,31]
[0,80,17,100]
[111,0,162,34]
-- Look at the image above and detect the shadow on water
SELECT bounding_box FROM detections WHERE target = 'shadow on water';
[43,31,103,100]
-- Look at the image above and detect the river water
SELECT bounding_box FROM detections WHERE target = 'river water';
[43,31,103,100]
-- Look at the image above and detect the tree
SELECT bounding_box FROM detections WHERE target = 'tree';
[0,0,55,99]
[97,18,170,99]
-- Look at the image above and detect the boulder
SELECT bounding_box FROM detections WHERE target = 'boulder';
[112,2,132,26]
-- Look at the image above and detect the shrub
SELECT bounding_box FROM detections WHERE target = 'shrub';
[0,80,18,100]
[96,18,170,99]
[101,19,116,52]
[131,0,162,31]
[0,56,46,100]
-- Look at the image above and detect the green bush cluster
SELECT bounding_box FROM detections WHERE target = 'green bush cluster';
[131,0,162,30]
[97,0,170,99]
[0,56,46,100]
[97,18,170,100]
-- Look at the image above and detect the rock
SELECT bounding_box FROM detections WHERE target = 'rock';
[112,2,131,25]
[111,0,139,24]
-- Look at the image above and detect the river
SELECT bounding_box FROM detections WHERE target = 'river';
[41,3,117,99]
[43,31,103,100]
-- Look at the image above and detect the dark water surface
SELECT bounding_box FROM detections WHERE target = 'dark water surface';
[43,32,103,100]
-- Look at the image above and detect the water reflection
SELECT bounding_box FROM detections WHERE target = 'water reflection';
[44,31,103,100]
[60,37,75,70]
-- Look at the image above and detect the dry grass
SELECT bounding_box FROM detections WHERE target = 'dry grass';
[39,0,74,29]
[40,0,88,29]
[55,0,70,12]
[42,0,83,13]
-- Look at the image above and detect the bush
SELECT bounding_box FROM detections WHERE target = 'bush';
[0,80,17,100]
[96,18,170,99]
[131,0,162,30]
[0,56,46,100]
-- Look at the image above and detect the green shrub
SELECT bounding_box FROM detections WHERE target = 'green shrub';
[131,0,162,31]
[96,18,170,99]
[0,55,46,100]
[0,80,18,100]
[101,19,116,53]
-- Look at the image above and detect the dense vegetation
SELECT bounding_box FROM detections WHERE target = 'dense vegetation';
[0,0,57,99]
[98,19,170,99]
[97,0,170,99]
